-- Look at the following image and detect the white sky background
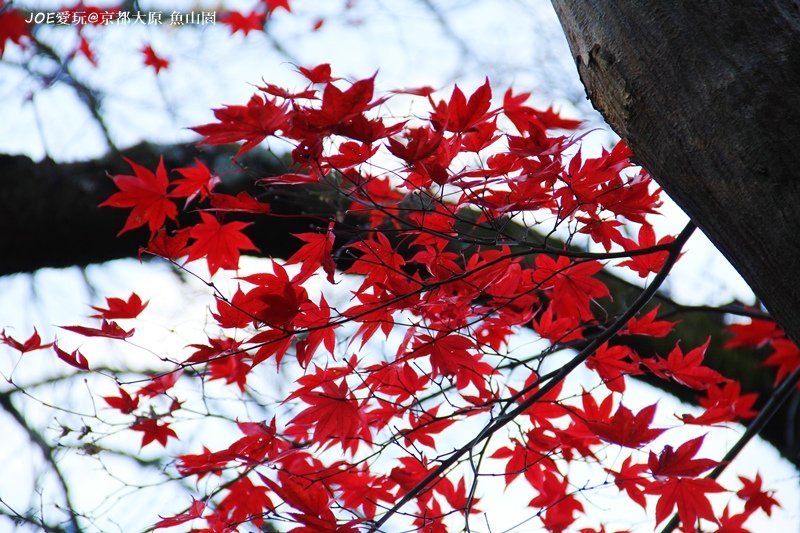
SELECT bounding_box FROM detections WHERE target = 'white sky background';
[0,0,797,531]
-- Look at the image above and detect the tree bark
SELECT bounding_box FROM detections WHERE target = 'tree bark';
[0,144,337,276]
[550,0,800,345]
[551,0,800,468]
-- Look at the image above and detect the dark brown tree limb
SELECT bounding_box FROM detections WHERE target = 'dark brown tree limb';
[0,144,334,276]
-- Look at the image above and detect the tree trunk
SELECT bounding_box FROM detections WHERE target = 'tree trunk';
[550,0,800,345]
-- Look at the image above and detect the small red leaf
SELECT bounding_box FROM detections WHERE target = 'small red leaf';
[60,320,134,340]
[131,418,178,448]
[0,328,53,353]
[141,44,169,74]
[296,63,333,84]
[102,387,139,414]
[153,498,205,529]
[90,293,148,320]
[53,343,90,370]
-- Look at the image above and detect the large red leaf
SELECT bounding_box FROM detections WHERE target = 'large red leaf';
[100,156,177,235]
[185,212,259,275]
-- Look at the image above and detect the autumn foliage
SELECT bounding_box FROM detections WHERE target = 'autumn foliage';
[1,3,797,532]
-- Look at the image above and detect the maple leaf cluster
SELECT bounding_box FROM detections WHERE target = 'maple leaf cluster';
[29,64,797,533]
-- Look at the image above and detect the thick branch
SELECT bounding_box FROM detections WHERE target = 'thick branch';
[0,144,333,276]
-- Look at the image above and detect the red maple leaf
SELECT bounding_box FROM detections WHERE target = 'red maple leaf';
[137,371,182,398]
[618,224,674,277]
[132,418,178,448]
[361,362,427,404]
[577,216,625,252]
[74,34,97,66]
[716,505,752,533]
[293,297,337,367]
[430,78,494,133]
[141,44,169,74]
[604,456,651,509]
[0,7,30,57]
[410,333,496,394]
[249,329,293,366]
[208,191,270,214]
[144,228,190,262]
[531,304,583,344]
[389,456,452,503]
[100,156,177,235]
[577,396,665,448]
[298,75,378,129]
[401,405,456,450]
[680,381,758,425]
[285,226,336,284]
[263,0,292,13]
[90,293,148,320]
[621,305,676,337]
[736,473,780,517]
[259,82,317,100]
[288,380,369,453]
[0,328,53,353]
[221,9,266,35]
[643,339,726,390]
[169,159,219,206]
[153,498,205,529]
[260,471,337,530]
[386,126,443,165]
[211,288,253,329]
[212,476,275,530]
[762,338,800,384]
[186,336,242,364]
[60,319,134,340]
[532,255,609,321]
[725,318,781,349]
[586,342,641,392]
[491,438,553,487]
[327,464,394,520]
[648,435,718,477]
[185,212,258,275]
[325,141,379,169]
[236,269,305,328]
[296,63,333,84]
[102,387,139,414]
[53,343,89,370]
[191,95,289,157]
[648,476,725,529]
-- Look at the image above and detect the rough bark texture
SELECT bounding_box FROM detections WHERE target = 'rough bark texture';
[551,0,800,467]
[551,0,800,344]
